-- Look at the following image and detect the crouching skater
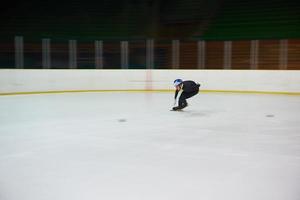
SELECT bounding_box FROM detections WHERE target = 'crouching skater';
[172,79,200,111]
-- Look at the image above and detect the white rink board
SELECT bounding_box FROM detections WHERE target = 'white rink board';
[0,69,300,94]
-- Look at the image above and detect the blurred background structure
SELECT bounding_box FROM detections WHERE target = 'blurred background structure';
[0,0,299,69]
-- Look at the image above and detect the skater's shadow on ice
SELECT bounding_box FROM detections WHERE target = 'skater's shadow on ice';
[182,110,215,117]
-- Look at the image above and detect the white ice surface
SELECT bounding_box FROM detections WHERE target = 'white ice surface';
[0,92,300,200]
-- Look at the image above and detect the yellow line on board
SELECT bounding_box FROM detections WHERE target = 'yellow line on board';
[0,89,300,96]
[200,90,300,96]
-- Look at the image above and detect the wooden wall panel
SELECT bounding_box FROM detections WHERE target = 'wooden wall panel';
[232,41,251,69]
[205,41,223,69]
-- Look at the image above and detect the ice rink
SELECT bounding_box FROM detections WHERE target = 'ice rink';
[0,91,300,200]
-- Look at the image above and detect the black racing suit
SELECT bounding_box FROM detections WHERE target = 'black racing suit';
[173,80,200,110]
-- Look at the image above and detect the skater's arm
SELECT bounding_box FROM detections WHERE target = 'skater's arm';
[174,90,179,99]
[173,90,179,107]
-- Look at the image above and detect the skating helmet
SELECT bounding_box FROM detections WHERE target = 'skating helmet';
[173,79,183,87]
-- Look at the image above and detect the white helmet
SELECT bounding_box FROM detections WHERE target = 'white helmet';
[173,79,183,87]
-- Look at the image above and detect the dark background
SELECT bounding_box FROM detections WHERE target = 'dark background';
[1,0,299,41]
[0,0,299,69]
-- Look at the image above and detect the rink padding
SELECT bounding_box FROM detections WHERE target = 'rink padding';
[1,69,300,96]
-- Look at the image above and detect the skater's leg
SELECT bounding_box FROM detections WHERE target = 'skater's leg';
[172,89,199,111]
[178,94,188,108]
[184,88,199,99]
[172,92,188,110]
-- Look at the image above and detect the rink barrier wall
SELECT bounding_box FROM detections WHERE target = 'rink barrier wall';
[0,69,300,96]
